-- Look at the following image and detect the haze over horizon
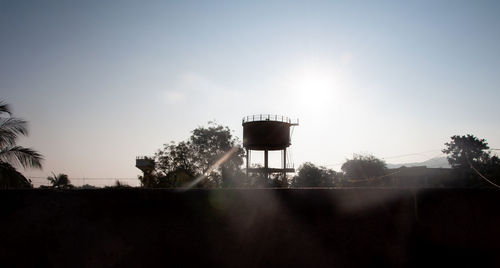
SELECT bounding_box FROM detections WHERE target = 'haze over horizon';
[2,1,500,185]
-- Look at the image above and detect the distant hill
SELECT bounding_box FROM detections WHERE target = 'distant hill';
[387,157,451,169]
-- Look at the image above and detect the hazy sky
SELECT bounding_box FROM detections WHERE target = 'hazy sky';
[2,1,500,185]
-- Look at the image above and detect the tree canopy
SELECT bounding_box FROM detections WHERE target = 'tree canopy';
[442,134,500,187]
[0,162,32,188]
[47,173,73,189]
[150,122,245,188]
[442,134,490,169]
[0,100,43,188]
[341,154,387,180]
[291,162,340,187]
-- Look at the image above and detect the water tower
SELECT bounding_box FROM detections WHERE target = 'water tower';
[136,156,155,176]
[242,114,299,187]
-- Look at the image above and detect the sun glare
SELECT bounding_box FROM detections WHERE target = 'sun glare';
[288,64,340,112]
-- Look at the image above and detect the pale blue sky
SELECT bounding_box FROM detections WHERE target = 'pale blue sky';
[1,1,499,185]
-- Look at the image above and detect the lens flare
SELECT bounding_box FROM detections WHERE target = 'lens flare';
[179,146,240,190]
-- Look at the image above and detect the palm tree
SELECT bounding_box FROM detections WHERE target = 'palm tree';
[0,100,43,188]
[0,162,33,188]
[47,173,73,189]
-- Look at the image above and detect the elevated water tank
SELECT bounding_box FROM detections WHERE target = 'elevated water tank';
[242,114,298,150]
[136,156,155,173]
[242,114,299,187]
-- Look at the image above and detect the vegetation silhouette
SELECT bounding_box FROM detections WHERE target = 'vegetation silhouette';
[245,164,283,187]
[0,162,33,188]
[443,134,500,188]
[138,124,500,189]
[4,102,496,190]
[142,122,245,188]
[79,184,98,189]
[291,162,341,187]
[443,134,490,169]
[0,100,43,188]
[105,180,131,188]
[341,154,388,186]
[47,173,74,189]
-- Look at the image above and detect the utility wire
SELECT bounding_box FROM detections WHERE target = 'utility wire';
[321,149,444,167]
[380,149,443,160]
[28,177,138,181]
[466,157,500,189]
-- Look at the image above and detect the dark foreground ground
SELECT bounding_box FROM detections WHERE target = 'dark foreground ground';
[1,188,500,267]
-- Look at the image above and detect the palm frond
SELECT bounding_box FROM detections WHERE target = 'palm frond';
[0,129,17,147]
[0,162,32,188]
[0,146,43,169]
[47,172,57,184]
[0,117,28,146]
[0,100,11,116]
[46,172,72,188]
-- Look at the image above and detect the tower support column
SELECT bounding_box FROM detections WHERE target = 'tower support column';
[246,148,249,177]
[264,149,269,180]
[283,148,287,187]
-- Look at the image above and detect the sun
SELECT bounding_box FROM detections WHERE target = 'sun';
[289,64,338,110]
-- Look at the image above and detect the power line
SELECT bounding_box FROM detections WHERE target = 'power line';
[321,149,444,167]
[467,157,500,189]
[380,149,443,160]
[27,177,138,181]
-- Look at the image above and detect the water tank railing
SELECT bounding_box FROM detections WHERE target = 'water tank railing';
[242,114,299,125]
[136,156,155,160]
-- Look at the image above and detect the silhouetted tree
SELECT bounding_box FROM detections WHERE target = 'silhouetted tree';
[443,134,500,187]
[341,154,387,184]
[0,100,42,188]
[105,180,131,188]
[138,173,157,188]
[152,141,197,188]
[221,166,246,187]
[243,164,274,188]
[155,141,197,181]
[153,122,245,188]
[156,169,194,188]
[189,122,245,187]
[292,162,340,187]
[47,173,73,189]
[443,134,490,169]
[0,162,32,188]
[79,184,98,189]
